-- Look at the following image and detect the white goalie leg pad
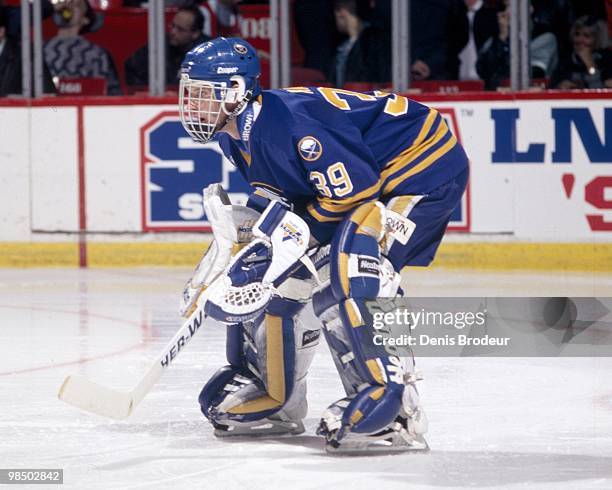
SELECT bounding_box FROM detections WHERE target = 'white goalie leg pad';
[180,184,261,317]
[201,272,320,437]
[209,310,320,438]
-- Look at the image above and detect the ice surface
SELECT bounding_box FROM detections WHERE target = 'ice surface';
[1,268,611,489]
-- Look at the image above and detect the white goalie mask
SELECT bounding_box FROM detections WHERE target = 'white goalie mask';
[179,74,251,144]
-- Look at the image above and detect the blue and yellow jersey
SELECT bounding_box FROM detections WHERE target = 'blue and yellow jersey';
[216,87,468,243]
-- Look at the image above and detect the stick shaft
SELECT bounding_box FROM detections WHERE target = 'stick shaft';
[131,302,207,409]
[58,289,210,419]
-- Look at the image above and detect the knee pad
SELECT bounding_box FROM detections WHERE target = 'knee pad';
[200,289,320,426]
[330,201,385,300]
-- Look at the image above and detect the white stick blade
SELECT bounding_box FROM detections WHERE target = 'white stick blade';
[58,375,134,420]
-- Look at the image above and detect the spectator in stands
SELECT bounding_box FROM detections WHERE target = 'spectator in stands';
[294,0,341,76]
[0,5,55,96]
[552,15,612,89]
[125,6,209,90]
[1,0,54,40]
[372,0,469,80]
[44,0,122,95]
[531,0,575,58]
[476,0,558,90]
[328,0,390,87]
[459,0,500,81]
[0,5,23,96]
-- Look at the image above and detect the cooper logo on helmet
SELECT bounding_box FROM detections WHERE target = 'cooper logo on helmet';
[217,67,239,74]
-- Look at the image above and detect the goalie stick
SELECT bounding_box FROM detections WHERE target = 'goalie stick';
[57,287,211,420]
[58,194,319,420]
[57,259,317,420]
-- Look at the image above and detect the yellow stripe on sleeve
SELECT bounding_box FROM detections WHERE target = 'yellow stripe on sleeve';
[380,118,448,182]
[316,180,381,214]
[284,87,314,93]
[383,134,458,194]
[413,108,439,147]
[306,203,344,223]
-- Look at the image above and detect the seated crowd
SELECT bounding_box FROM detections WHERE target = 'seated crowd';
[0,0,610,97]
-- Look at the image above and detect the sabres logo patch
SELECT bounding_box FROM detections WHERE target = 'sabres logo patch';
[234,44,248,55]
[298,136,323,161]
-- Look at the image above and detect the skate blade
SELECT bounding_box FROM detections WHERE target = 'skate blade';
[214,420,305,438]
[325,436,430,455]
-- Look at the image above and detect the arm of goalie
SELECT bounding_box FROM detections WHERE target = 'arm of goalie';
[180,184,260,317]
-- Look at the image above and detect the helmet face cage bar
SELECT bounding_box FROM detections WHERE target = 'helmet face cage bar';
[179,74,253,144]
[179,77,230,144]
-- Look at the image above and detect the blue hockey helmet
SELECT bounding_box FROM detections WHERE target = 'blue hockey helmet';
[179,37,261,143]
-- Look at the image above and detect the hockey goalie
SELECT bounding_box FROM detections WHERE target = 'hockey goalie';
[177,36,469,453]
[181,184,429,454]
